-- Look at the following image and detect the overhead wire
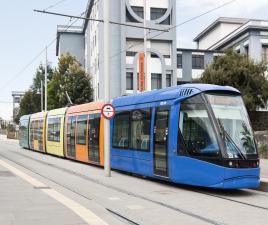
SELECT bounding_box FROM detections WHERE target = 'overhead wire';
[93,0,237,69]
[0,11,86,93]
[0,0,236,92]
[43,0,69,11]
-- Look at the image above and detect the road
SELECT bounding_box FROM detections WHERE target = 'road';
[0,139,268,225]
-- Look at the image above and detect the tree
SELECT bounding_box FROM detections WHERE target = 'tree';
[14,64,55,124]
[48,53,93,110]
[196,49,268,111]
[32,64,54,92]
[15,90,41,123]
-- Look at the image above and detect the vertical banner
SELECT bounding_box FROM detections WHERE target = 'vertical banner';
[139,52,145,92]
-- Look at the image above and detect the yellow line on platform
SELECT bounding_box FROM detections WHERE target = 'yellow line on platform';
[0,159,108,225]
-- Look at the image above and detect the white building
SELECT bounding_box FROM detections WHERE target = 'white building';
[57,0,177,101]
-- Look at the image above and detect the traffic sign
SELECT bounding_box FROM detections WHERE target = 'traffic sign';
[101,104,116,120]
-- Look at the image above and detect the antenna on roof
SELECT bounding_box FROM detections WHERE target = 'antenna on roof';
[65,91,74,107]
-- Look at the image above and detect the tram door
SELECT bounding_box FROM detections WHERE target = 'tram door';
[88,114,101,163]
[38,120,43,151]
[153,107,170,177]
[67,116,76,158]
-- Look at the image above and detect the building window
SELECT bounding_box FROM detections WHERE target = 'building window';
[262,46,268,64]
[126,6,144,22]
[192,55,204,69]
[166,74,171,87]
[48,117,61,142]
[126,51,137,57]
[151,53,170,58]
[151,73,162,90]
[151,8,170,25]
[126,72,133,90]
[177,54,182,68]
[76,115,87,145]
[132,6,144,18]
[126,7,138,23]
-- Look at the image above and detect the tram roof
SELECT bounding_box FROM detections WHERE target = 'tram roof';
[67,102,104,115]
[47,107,67,117]
[112,84,240,107]
[20,114,31,122]
[30,111,47,120]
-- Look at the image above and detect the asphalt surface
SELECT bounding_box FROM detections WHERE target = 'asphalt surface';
[1,139,268,225]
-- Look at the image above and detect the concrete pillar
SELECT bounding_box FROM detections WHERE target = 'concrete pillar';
[182,51,192,82]
[204,53,214,67]
[248,31,262,62]
[240,43,247,55]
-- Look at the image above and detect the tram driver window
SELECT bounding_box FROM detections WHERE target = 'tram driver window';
[178,96,219,157]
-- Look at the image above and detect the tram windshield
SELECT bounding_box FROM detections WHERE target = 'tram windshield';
[206,93,257,159]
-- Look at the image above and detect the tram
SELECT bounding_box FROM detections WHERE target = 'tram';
[19,84,260,189]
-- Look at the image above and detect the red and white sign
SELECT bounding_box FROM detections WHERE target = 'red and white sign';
[101,104,116,120]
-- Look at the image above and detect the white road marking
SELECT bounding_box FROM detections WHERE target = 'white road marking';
[0,159,108,225]
[261,178,268,183]
[108,197,120,201]
[126,205,144,210]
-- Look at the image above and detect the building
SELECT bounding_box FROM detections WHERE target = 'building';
[11,91,25,122]
[194,17,268,64]
[177,48,222,82]
[57,0,177,101]
[56,26,85,66]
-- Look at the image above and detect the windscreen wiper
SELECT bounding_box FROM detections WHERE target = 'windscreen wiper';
[217,119,246,160]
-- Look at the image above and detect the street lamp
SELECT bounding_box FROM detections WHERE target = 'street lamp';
[104,0,111,177]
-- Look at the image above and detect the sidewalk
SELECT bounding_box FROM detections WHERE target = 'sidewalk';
[0,134,7,141]
[261,159,268,179]
[0,164,87,225]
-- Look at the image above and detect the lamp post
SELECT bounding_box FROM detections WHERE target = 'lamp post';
[144,0,147,91]
[41,80,43,112]
[104,0,111,177]
[45,46,48,112]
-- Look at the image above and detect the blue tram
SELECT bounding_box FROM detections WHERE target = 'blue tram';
[111,84,260,189]
[19,84,260,189]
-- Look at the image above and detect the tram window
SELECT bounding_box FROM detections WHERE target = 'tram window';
[130,109,151,151]
[112,112,130,149]
[48,117,61,142]
[178,96,220,157]
[77,115,88,145]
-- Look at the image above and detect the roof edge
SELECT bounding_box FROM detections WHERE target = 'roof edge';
[193,17,248,42]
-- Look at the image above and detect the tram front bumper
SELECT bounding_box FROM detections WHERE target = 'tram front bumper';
[210,167,260,189]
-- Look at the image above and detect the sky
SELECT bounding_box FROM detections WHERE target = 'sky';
[1,0,268,121]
